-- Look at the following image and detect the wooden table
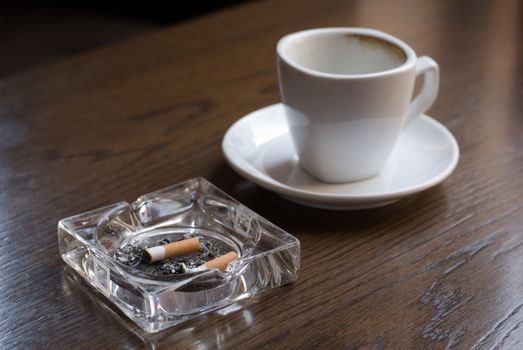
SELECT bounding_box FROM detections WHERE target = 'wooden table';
[1,0,522,348]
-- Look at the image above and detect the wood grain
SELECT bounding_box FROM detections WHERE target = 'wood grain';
[0,0,522,349]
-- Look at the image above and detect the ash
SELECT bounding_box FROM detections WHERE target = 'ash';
[114,237,226,275]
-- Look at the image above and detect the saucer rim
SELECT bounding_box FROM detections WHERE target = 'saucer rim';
[222,103,459,203]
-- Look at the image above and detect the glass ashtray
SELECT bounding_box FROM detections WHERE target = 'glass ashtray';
[58,178,300,333]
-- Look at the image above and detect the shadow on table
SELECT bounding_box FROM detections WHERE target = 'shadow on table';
[207,161,450,238]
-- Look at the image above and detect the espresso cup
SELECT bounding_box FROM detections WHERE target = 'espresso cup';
[277,28,439,183]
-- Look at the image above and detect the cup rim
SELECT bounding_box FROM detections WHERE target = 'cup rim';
[277,27,417,79]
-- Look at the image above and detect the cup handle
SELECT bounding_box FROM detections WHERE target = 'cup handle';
[404,56,439,126]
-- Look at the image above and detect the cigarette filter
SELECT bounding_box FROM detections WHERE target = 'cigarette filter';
[144,237,200,263]
[204,251,239,271]
[187,251,239,273]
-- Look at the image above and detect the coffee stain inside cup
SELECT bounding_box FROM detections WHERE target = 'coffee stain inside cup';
[349,34,407,65]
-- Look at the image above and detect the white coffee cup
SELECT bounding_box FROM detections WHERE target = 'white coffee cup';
[277,27,439,183]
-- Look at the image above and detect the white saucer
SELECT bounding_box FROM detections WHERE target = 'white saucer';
[222,104,459,210]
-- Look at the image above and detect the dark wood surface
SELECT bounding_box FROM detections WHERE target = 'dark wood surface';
[1,0,522,348]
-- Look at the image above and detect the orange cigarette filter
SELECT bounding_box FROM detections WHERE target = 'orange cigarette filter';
[164,237,200,257]
[204,251,239,271]
[144,237,200,263]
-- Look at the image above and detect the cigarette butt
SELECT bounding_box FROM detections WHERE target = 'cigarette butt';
[204,251,239,271]
[144,237,200,263]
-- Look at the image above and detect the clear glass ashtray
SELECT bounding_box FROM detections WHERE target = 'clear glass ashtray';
[58,178,300,333]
